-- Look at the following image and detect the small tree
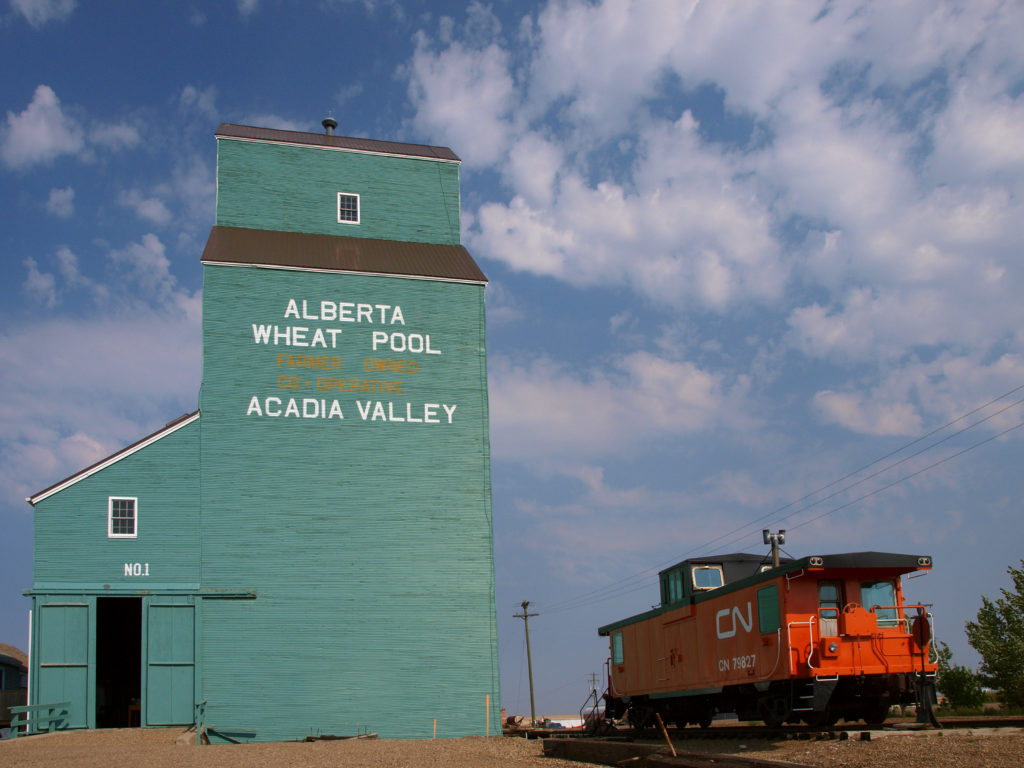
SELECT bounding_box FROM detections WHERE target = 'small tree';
[934,639,953,676]
[966,561,1024,707]
[934,641,985,710]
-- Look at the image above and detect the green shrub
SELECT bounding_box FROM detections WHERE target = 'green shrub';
[938,665,985,709]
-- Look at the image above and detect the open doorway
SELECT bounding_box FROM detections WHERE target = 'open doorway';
[96,597,142,728]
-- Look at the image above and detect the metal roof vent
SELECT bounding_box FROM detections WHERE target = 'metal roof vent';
[322,116,337,136]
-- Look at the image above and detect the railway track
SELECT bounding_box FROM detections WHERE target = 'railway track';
[539,718,1024,768]
[508,715,1024,742]
[658,716,1024,741]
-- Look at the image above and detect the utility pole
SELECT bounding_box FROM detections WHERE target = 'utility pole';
[763,529,786,568]
[514,600,539,725]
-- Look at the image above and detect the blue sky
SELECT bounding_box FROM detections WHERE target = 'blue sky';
[2,0,1023,718]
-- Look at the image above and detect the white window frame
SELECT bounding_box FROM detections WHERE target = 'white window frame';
[691,564,724,591]
[337,192,360,224]
[108,496,138,539]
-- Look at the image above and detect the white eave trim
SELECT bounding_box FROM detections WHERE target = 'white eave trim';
[27,412,200,506]
[215,135,461,165]
[200,259,487,285]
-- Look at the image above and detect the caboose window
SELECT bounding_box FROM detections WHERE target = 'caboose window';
[612,631,624,665]
[757,584,780,633]
[861,581,898,627]
[692,565,724,590]
[669,571,683,603]
[819,581,842,636]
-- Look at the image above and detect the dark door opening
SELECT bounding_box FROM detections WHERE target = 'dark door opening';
[96,597,142,728]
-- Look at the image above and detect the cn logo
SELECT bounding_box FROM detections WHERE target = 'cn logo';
[715,602,753,639]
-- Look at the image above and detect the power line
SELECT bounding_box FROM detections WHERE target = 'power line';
[536,382,1024,616]
[787,418,1024,534]
[699,395,1024,557]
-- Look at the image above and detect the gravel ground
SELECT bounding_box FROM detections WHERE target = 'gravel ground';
[1,726,1022,768]
[653,729,1024,767]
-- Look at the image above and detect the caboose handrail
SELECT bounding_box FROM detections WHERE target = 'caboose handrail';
[805,615,817,669]
[606,657,622,697]
[785,617,816,675]
[757,628,783,680]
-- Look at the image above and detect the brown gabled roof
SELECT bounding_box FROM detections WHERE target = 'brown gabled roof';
[216,123,460,163]
[27,412,200,506]
[201,226,487,283]
[0,643,27,669]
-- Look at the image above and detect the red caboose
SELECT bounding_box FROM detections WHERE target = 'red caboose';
[598,552,937,728]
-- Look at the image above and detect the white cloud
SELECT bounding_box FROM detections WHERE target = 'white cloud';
[813,390,922,437]
[165,154,215,235]
[22,257,56,308]
[502,131,562,207]
[929,81,1024,186]
[10,0,75,27]
[21,246,110,309]
[402,0,1024,454]
[108,234,176,300]
[89,121,141,151]
[118,189,172,226]
[45,186,73,218]
[54,246,103,299]
[407,34,517,166]
[482,282,523,327]
[489,350,743,465]
[179,84,219,120]
[1,85,84,169]
[3,233,201,504]
[0,306,201,503]
[473,112,784,311]
[1,86,147,170]
[236,0,258,17]
[527,0,699,134]
[811,352,1024,436]
[333,83,364,109]
[239,114,306,132]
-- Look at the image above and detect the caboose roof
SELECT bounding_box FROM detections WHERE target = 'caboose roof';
[659,552,793,579]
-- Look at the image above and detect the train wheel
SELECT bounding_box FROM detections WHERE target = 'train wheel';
[757,697,789,728]
[802,709,839,727]
[697,713,713,729]
[630,705,652,735]
[863,702,890,725]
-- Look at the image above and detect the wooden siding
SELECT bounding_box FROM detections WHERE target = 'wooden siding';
[216,138,462,245]
[144,596,196,725]
[32,420,200,590]
[34,599,92,728]
[198,263,498,740]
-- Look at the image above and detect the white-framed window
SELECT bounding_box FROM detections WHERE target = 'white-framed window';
[108,496,138,538]
[691,564,724,591]
[337,192,360,224]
